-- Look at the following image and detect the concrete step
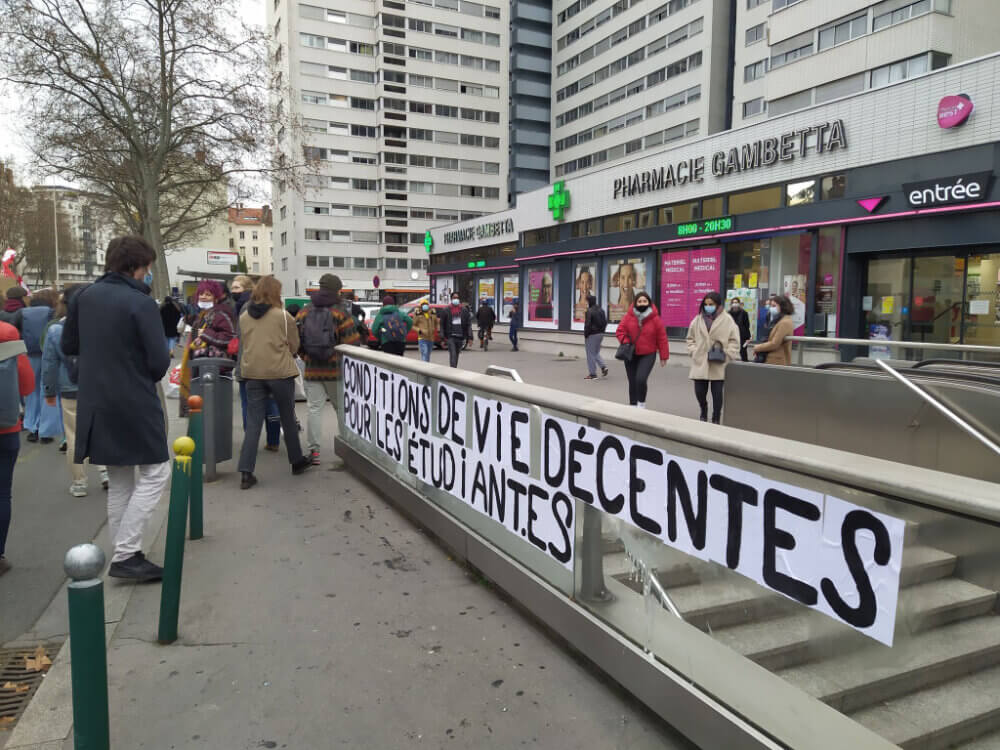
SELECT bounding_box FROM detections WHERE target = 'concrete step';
[898,544,957,587]
[954,731,1000,749]
[850,663,1000,750]
[661,577,795,631]
[605,550,701,590]
[711,577,997,671]
[779,615,1000,714]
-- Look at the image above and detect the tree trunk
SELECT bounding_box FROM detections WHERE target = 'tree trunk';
[142,184,171,299]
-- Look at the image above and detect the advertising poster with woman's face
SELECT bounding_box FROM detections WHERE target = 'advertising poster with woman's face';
[573,263,595,323]
[608,258,645,323]
[528,268,554,322]
[783,274,807,332]
[434,275,454,304]
[502,274,518,320]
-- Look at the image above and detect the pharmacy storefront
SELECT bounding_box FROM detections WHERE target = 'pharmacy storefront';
[428,55,1000,350]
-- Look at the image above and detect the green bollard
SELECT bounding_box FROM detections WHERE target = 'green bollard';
[64,543,110,750]
[158,437,194,644]
[187,396,204,540]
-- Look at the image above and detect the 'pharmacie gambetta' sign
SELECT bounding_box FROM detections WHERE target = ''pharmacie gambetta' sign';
[444,218,515,245]
[613,119,847,200]
[903,172,993,208]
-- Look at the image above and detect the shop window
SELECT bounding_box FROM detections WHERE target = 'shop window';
[525,266,557,327]
[821,174,847,200]
[637,208,658,228]
[572,219,601,238]
[786,180,816,207]
[659,201,698,225]
[603,211,636,233]
[963,253,1000,347]
[605,255,648,325]
[728,186,782,215]
[572,261,597,328]
[725,233,811,335]
[814,227,843,335]
[701,196,724,218]
[523,227,560,247]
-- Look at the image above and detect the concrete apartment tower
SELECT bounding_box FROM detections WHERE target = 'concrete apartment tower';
[733,0,1000,126]
[268,0,510,299]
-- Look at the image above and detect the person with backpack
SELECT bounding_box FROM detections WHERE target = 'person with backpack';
[0,320,35,573]
[159,295,183,355]
[0,286,26,333]
[476,299,496,351]
[372,295,412,356]
[42,285,110,496]
[411,300,437,362]
[296,274,361,466]
[583,295,609,380]
[22,289,61,444]
[440,294,472,368]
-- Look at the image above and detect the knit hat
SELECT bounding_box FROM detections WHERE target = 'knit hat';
[382,294,395,306]
[6,286,27,300]
[196,280,225,301]
[319,274,342,293]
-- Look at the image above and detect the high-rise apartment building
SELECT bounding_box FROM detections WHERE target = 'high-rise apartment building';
[733,0,998,127]
[549,0,733,180]
[508,0,553,199]
[268,0,510,299]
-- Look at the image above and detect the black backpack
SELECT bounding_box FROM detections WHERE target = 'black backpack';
[301,306,338,361]
[591,307,608,332]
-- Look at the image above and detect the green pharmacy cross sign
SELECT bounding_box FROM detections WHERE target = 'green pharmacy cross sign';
[424,230,433,253]
[547,181,570,221]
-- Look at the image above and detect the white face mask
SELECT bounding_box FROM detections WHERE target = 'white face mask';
[769,306,780,317]
[451,299,460,305]
[198,300,213,310]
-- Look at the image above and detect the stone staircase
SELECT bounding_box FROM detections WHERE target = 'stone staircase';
[604,510,1000,749]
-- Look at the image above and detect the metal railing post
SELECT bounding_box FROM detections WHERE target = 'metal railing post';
[64,543,110,750]
[158,438,194,644]
[201,370,217,482]
[485,365,523,382]
[187,396,204,540]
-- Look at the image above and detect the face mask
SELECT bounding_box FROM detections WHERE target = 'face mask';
[421,304,429,312]
[451,299,460,305]
[198,300,213,310]
[731,304,740,311]
[634,303,649,313]
[769,306,779,317]
[703,304,716,315]
[143,271,153,286]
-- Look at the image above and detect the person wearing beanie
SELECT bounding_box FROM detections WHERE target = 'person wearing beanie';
[372,293,412,357]
[295,273,361,467]
[0,287,27,333]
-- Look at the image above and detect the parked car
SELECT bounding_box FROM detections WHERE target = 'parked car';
[366,298,448,349]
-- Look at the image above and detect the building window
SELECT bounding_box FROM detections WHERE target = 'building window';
[821,174,847,200]
[770,31,813,68]
[818,14,867,51]
[280,232,287,246]
[772,0,804,8]
[729,186,782,215]
[873,0,933,32]
[282,257,288,271]
[252,246,260,256]
[746,0,766,7]
[742,97,766,118]
[745,22,765,46]
[744,59,767,82]
[786,180,816,206]
[870,52,930,88]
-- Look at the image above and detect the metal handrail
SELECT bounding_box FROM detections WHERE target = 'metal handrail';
[787,336,1000,365]
[485,365,523,383]
[912,359,1000,371]
[814,362,1000,388]
[875,360,1000,458]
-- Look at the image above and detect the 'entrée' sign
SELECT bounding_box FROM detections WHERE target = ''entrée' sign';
[342,356,906,646]
[903,171,992,208]
[613,120,847,200]
[444,218,515,245]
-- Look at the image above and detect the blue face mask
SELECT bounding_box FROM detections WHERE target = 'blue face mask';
[703,304,716,315]
[143,271,153,287]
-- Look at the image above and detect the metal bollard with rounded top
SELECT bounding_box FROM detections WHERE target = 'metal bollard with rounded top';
[187,395,204,540]
[201,372,217,482]
[64,543,110,750]
[158,437,193,644]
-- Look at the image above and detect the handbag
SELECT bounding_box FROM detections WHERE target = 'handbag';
[707,342,726,362]
[615,331,635,362]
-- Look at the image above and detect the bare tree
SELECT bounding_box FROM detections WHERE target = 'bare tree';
[21,194,80,286]
[0,0,297,297]
[0,160,30,254]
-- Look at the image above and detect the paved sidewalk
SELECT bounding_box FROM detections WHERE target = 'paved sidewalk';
[8,402,693,750]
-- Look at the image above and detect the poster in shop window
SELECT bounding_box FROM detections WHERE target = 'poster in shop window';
[434,275,454,305]
[502,274,519,321]
[608,258,645,324]
[478,278,496,308]
[527,268,555,322]
[660,249,722,328]
[573,262,597,324]
[783,274,807,332]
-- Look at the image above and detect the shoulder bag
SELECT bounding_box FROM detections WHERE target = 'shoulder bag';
[615,330,635,362]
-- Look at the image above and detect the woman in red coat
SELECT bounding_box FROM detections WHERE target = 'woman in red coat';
[615,291,669,408]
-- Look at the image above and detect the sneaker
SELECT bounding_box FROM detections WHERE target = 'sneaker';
[584,374,597,380]
[69,481,88,498]
[601,367,609,377]
[265,445,280,452]
[291,457,311,475]
[100,469,110,490]
[0,556,10,576]
[309,449,321,466]
[240,472,258,490]
[40,437,54,444]
[26,431,38,443]
[108,552,163,582]
[59,440,67,453]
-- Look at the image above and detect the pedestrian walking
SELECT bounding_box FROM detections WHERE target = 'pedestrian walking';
[508,302,520,351]
[372,295,412,356]
[231,275,282,452]
[686,292,740,424]
[412,300,437,362]
[441,294,472,368]
[753,295,796,365]
[583,294,609,380]
[0,286,26,332]
[296,274,361,467]
[614,291,669,409]
[236,275,311,490]
[729,296,752,362]
[42,285,110,497]
[22,289,61,444]
[462,302,474,350]
[476,299,496,351]
[62,235,172,582]
[159,295,183,355]
[0,320,36,574]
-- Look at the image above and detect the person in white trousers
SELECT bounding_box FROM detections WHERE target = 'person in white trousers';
[62,236,172,582]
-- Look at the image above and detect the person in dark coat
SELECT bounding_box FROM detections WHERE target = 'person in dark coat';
[0,286,26,333]
[476,299,496,350]
[728,296,752,362]
[439,294,472,367]
[159,295,183,354]
[62,235,171,582]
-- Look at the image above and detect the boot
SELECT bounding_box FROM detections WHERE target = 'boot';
[699,406,708,422]
[711,413,721,425]
[240,472,257,490]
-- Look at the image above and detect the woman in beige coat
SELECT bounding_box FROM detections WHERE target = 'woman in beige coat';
[753,295,796,366]
[236,276,311,489]
[686,292,740,423]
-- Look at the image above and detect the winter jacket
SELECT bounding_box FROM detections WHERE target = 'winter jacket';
[238,303,300,380]
[440,305,472,340]
[412,310,438,342]
[730,307,752,346]
[160,298,183,338]
[190,304,236,361]
[755,314,795,366]
[41,320,77,396]
[616,304,670,360]
[62,272,170,466]
[0,321,35,435]
[295,288,361,381]
[685,311,740,381]
[0,299,23,333]
[372,304,413,344]
[508,307,521,329]
[583,296,607,337]
[476,305,496,328]
[21,306,53,355]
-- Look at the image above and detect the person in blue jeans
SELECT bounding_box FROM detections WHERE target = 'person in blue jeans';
[22,290,62,443]
[412,301,436,362]
[231,276,281,450]
[508,301,521,352]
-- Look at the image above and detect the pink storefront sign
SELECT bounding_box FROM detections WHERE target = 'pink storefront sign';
[937,95,974,129]
[660,248,721,327]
